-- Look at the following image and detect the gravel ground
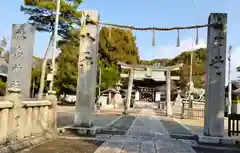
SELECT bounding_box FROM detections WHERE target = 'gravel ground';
[19,139,103,153]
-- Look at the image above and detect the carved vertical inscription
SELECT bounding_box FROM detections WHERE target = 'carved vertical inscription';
[7,24,36,97]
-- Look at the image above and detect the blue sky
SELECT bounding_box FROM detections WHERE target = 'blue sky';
[0,0,240,79]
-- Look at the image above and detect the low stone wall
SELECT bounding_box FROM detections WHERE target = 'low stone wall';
[0,90,57,152]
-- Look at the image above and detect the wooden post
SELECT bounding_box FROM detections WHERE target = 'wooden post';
[74,10,100,127]
[181,102,185,119]
[204,13,227,137]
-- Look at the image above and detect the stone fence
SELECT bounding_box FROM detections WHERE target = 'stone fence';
[180,100,205,120]
[0,89,57,152]
[158,99,205,119]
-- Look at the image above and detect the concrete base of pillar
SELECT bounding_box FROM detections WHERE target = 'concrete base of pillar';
[74,106,94,128]
[73,123,94,128]
[62,126,102,137]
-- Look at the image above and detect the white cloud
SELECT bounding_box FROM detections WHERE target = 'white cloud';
[154,38,207,59]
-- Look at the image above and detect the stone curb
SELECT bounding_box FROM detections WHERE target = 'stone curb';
[198,135,240,145]
[171,133,199,140]
[164,114,240,146]
[0,134,51,153]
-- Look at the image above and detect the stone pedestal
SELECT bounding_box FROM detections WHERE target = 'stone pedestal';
[204,13,227,137]
[74,10,100,127]
[45,91,57,138]
[4,88,23,142]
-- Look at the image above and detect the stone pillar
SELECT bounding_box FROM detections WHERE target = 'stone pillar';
[124,68,134,114]
[7,24,36,98]
[204,13,227,137]
[74,10,100,127]
[165,70,172,116]
[46,91,58,138]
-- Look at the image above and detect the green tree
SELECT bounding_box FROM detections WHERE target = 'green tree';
[139,58,170,66]
[3,51,9,63]
[22,0,82,36]
[237,66,240,72]
[139,48,206,90]
[22,0,83,98]
[31,67,41,97]
[99,60,120,89]
[98,27,139,90]
[99,27,139,65]
[54,26,139,95]
[30,56,49,97]
[0,37,7,56]
[55,42,78,96]
[166,48,206,89]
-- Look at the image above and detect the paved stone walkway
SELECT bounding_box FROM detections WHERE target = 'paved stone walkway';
[94,109,196,153]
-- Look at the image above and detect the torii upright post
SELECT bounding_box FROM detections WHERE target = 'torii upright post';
[74,10,100,127]
[165,69,172,116]
[204,13,227,137]
[124,68,134,114]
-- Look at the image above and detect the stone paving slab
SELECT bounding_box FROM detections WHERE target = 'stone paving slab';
[94,109,197,153]
[100,115,135,135]
[154,110,193,136]
[140,141,155,153]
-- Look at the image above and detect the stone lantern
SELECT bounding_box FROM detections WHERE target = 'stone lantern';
[114,81,123,108]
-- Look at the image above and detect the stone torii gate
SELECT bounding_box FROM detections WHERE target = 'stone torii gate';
[118,62,183,116]
[73,11,228,138]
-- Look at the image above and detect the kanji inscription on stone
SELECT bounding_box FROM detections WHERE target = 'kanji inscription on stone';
[7,24,36,97]
[12,46,24,58]
[12,64,23,73]
[13,27,27,40]
[10,80,20,89]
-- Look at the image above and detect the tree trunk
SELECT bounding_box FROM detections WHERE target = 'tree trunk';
[37,33,53,100]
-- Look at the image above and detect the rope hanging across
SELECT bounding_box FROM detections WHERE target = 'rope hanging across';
[87,18,218,31]
[83,17,224,47]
